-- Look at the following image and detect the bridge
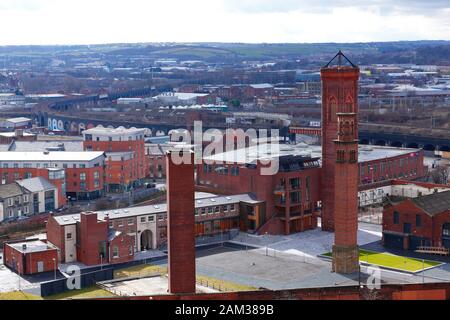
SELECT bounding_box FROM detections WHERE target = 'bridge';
[36,112,289,138]
[289,126,450,151]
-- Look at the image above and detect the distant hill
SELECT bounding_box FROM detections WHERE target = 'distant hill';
[0,41,449,65]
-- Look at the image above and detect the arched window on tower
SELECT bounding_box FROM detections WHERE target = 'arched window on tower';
[345,95,354,113]
[328,97,337,122]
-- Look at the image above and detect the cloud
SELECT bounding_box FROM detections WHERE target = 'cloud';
[0,0,447,44]
[223,0,450,15]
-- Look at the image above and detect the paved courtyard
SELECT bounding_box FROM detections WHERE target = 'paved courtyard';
[101,276,217,296]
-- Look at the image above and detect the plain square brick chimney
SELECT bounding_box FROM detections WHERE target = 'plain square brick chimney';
[166,149,196,294]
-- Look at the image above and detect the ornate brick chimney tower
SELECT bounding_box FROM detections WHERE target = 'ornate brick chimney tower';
[166,149,196,293]
[321,51,359,273]
[321,50,360,232]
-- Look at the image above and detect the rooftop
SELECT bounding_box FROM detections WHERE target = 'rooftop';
[202,143,420,165]
[53,193,260,226]
[412,190,450,216]
[83,125,146,136]
[6,117,31,123]
[0,183,27,199]
[0,151,105,162]
[8,240,53,254]
[16,177,56,193]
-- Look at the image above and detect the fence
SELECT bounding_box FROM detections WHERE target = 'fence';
[196,278,229,292]
[40,268,114,297]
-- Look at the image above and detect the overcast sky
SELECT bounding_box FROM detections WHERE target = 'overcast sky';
[0,0,448,45]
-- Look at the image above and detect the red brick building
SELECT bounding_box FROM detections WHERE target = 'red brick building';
[382,190,450,250]
[0,151,105,201]
[3,240,58,275]
[47,211,135,266]
[45,193,249,265]
[83,126,148,192]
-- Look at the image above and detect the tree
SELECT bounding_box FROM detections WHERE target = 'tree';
[431,165,450,185]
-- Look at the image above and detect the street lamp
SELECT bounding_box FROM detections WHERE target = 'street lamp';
[265,232,269,256]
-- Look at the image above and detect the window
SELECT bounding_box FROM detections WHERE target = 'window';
[290,178,300,190]
[140,217,146,223]
[94,180,100,188]
[24,206,29,214]
[8,209,13,217]
[80,182,86,190]
[112,246,119,258]
[23,195,29,203]
[80,173,86,181]
[118,220,123,227]
[148,216,154,222]
[13,163,18,169]
[214,206,220,213]
[222,205,228,212]
[195,209,199,216]
[416,215,422,227]
[337,150,345,163]
[201,208,206,215]
[67,233,72,239]
[349,150,357,163]
[94,171,100,179]
[230,204,236,212]
[128,218,134,226]
[2,164,7,168]
[129,246,133,256]
[231,166,240,176]
[208,207,213,214]
[8,198,13,207]
[393,211,400,225]
[109,221,113,228]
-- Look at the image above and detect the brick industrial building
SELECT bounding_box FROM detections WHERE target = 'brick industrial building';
[2,240,58,275]
[383,190,450,251]
[197,143,425,235]
[45,192,254,265]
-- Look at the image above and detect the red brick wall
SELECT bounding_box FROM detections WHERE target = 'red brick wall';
[167,151,196,294]
[108,233,135,264]
[46,216,66,262]
[77,212,108,266]
[84,139,147,181]
[383,200,433,240]
[3,243,57,275]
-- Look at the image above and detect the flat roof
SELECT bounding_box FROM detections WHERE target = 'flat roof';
[0,151,105,162]
[8,240,54,254]
[53,193,260,226]
[83,126,146,136]
[6,117,31,123]
[203,144,420,165]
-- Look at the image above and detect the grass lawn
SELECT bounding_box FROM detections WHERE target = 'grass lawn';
[196,275,257,292]
[114,264,167,279]
[0,291,42,300]
[322,249,442,272]
[44,286,116,300]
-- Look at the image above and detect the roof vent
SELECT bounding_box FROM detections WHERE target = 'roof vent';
[153,205,160,209]
[43,151,50,155]
[22,244,27,251]
[226,197,232,201]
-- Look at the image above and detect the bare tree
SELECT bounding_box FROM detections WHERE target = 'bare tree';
[431,165,450,185]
